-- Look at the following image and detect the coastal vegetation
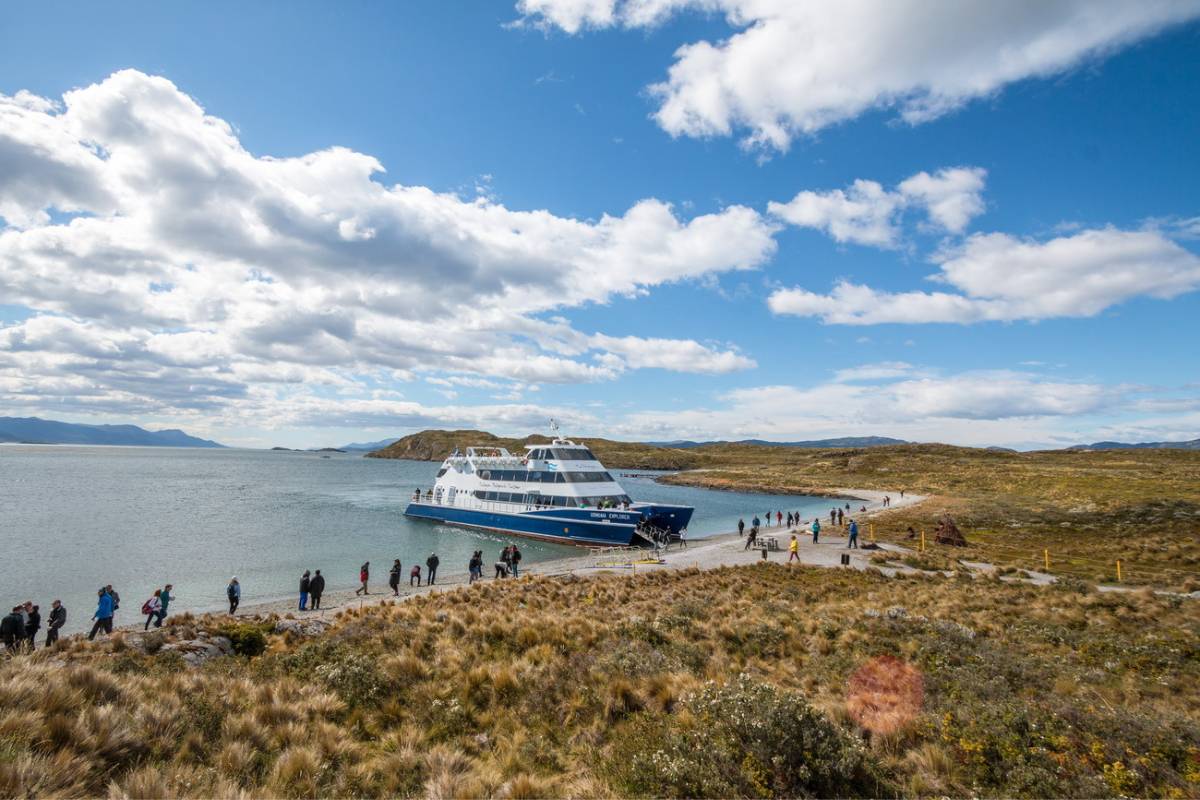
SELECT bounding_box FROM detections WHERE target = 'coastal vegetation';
[0,565,1196,798]
[372,431,1200,591]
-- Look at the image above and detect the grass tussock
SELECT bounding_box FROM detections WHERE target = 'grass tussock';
[0,565,1197,797]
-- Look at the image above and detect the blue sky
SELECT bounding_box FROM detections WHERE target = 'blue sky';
[1,1,1199,448]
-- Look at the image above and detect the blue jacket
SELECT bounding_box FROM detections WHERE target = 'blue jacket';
[849,521,859,536]
[95,593,114,620]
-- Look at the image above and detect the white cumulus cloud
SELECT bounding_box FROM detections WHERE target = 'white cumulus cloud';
[0,71,775,424]
[516,0,1200,150]
[768,228,1200,324]
[768,167,986,247]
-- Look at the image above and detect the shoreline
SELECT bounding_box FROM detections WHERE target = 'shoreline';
[115,487,926,629]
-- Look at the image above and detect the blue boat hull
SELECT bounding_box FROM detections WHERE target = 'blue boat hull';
[404,502,693,547]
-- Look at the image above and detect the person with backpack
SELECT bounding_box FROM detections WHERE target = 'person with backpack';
[409,563,421,587]
[737,518,745,537]
[299,570,311,610]
[88,588,114,640]
[389,560,402,596]
[847,519,859,549]
[509,546,522,577]
[1,607,23,652]
[142,590,162,630]
[426,553,439,585]
[468,551,482,584]
[309,570,325,610]
[45,600,65,647]
[355,562,370,596]
[226,577,241,614]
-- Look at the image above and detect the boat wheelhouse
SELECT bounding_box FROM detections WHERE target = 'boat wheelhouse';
[403,437,693,546]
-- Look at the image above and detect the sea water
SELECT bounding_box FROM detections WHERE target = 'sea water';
[0,445,843,633]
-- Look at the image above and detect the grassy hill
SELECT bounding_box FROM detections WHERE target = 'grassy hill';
[366,429,708,470]
[2,565,1196,798]
[661,444,1200,589]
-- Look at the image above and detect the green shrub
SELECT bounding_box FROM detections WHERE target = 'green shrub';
[605,675,885,798]
[217,622,268,657]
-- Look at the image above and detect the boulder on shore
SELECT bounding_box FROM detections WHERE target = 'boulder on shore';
[933,514,968,547]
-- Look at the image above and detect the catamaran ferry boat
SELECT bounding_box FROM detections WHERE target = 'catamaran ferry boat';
[403,437,693,546]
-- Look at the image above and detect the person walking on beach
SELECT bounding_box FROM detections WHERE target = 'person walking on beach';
[848,519,859,549]
[1,607,22,652]
[468,551,481,584]
[786,512,793,528]
[157,584,173,627]
[830,508,837,527]
[45,600,65,647]
[142,590,162,631]
[811,518,821,544]
[355,562,370,596]
[737,518,745,537]
[299,570,311,610]
[837,508,844,527]
[389,560,402,596]
[510,546,522,576]
[426,553,440,585]
[788,534,799,564]
[900,489,905,499]
[776,511,783,527]
[410,563,421,587]
[309,570,325,609]
[105,585,120,620]
[752,515,761,532]
[744,525,758,550]
[678,529,687,549]
[227,577,241,614]
[88,588,114,640]
[23,603,40,651]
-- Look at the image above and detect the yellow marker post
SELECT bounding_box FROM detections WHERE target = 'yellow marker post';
[1116,560,1122,582]
[920,530,926,552]
[1044,548,1050,572]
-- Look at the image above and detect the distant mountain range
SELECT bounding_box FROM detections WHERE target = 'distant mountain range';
[0,417,224,448]
[340,438,401,452]
[645,436,909,449]
[1068,438,1200,451]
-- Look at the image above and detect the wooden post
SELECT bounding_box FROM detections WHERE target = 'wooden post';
[870,522,875,543]
[1116,560,1122,582]
[1044,548,1050,572]
[920,530,926,552]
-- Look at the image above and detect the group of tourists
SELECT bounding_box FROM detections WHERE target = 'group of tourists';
[299,570,326,610]
[738,508,864,554]
[2,600,65,651]
[495,544,522,578]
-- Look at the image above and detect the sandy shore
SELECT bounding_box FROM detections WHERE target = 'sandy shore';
[145,488,927,626]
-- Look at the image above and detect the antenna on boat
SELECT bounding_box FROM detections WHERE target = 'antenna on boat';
[548,417,559,434]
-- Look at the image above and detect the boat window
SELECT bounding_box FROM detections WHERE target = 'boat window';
[436,468,447,478]
[561,471,613,483]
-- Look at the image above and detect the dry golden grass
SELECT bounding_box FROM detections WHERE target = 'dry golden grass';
[664,444,1200,589]
[0,565,1196,797]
